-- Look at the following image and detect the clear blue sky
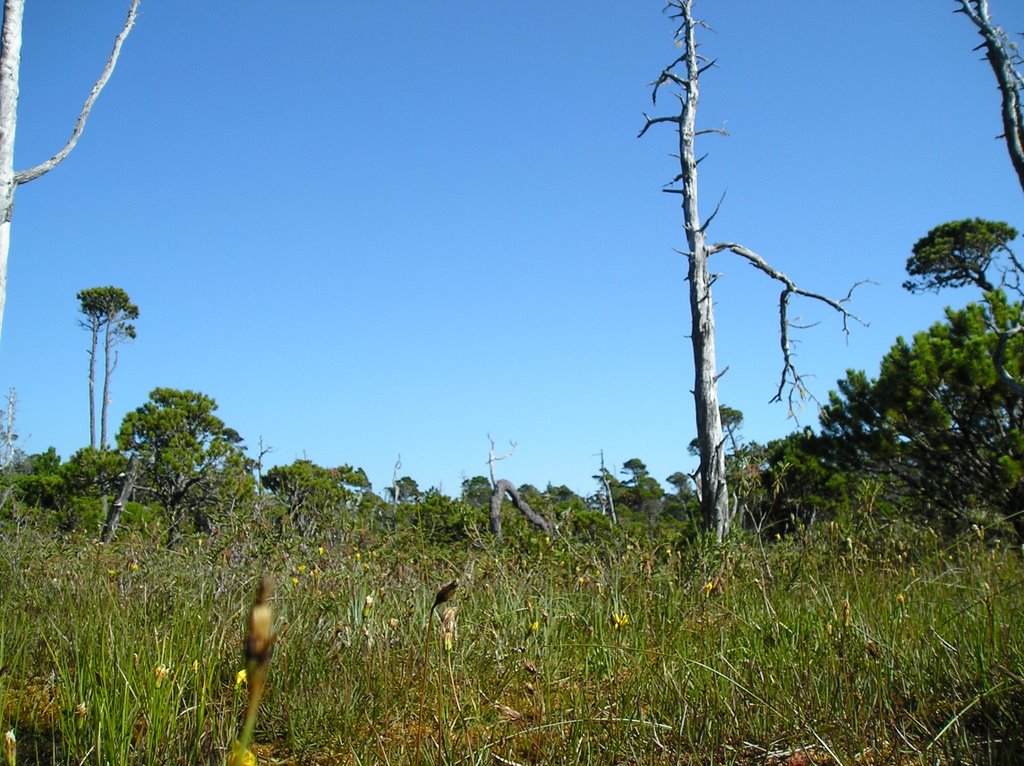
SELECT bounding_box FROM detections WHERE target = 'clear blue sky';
[2,0,1022,498]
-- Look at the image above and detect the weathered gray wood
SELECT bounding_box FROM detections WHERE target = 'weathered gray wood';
[957,0,1024,197]
[640,1,862,540]
[101,453,139,542]
[488,479,552,542]
[0,0,140,346]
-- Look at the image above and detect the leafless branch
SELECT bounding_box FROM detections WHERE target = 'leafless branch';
[14,0,141,185]
[710,241,870,408]
[637,113,682,139]
[699,190,727,233]
[487,434,518,487]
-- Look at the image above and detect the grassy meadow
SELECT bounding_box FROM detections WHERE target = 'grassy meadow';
[0,515,1021,765]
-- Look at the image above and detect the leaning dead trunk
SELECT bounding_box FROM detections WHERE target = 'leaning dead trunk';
[101,453,138,542]
[488,479,553,543]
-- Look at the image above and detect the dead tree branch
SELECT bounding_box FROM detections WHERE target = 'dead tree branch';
[487,434,517,486]
[709,241,870,410]
[955,0,1024,196]
[14,0,141,185]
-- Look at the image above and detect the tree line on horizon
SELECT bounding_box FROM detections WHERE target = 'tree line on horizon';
[2,216,1023,549]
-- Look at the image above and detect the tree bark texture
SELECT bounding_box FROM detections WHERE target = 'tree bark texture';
[488,479,553,542]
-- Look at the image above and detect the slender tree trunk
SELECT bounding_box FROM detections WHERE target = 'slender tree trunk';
[0,0,24,346]
[87,320,99,449]
[673,0,731,539]
[100,320,115,448]
[640,1,862,543]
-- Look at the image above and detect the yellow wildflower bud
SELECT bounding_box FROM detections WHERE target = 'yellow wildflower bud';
[235,668,248,687]
[529,620,540,635]
[611,613,629,630]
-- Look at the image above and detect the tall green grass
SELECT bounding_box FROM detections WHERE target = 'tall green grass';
[0,519,1020,764]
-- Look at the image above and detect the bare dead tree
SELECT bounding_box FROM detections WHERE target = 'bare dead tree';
[595,449,617,525]
[485,435,553,542]
[956,0,1024,196]
[0,0,141,346]
[638,0,864,540]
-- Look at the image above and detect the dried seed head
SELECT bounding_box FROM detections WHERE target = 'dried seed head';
[440,606,458,651]
[4,729,15,766]
[432,579,458,611]
[246,576,275,668]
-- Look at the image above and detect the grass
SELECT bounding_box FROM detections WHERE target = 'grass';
[0,517,1021,765]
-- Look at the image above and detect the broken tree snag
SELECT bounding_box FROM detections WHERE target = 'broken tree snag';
[956,0,1024,197]
[488,479,553,543]
[101,452,139,542]
[638,0,866,540]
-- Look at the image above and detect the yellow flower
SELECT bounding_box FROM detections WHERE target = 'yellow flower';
[235,668,247,688]
[192,659,199,673]
[129,562,139,572]
[611,613,629,630]
[297,564,307,574]
[896,593,906,607]
[107,569,117,577]
[529,620,540,635]
[228,741,257,766]
[318,545,325,555]
[291,577,299,586]
[703,580,714,597]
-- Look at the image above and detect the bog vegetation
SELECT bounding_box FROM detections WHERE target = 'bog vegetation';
[1,233,1024,763]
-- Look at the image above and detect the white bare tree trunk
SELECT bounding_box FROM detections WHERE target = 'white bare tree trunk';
[0,0,24,346]
[640,0,731,539]
[0,0,140,347]
[640,0,862,541]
